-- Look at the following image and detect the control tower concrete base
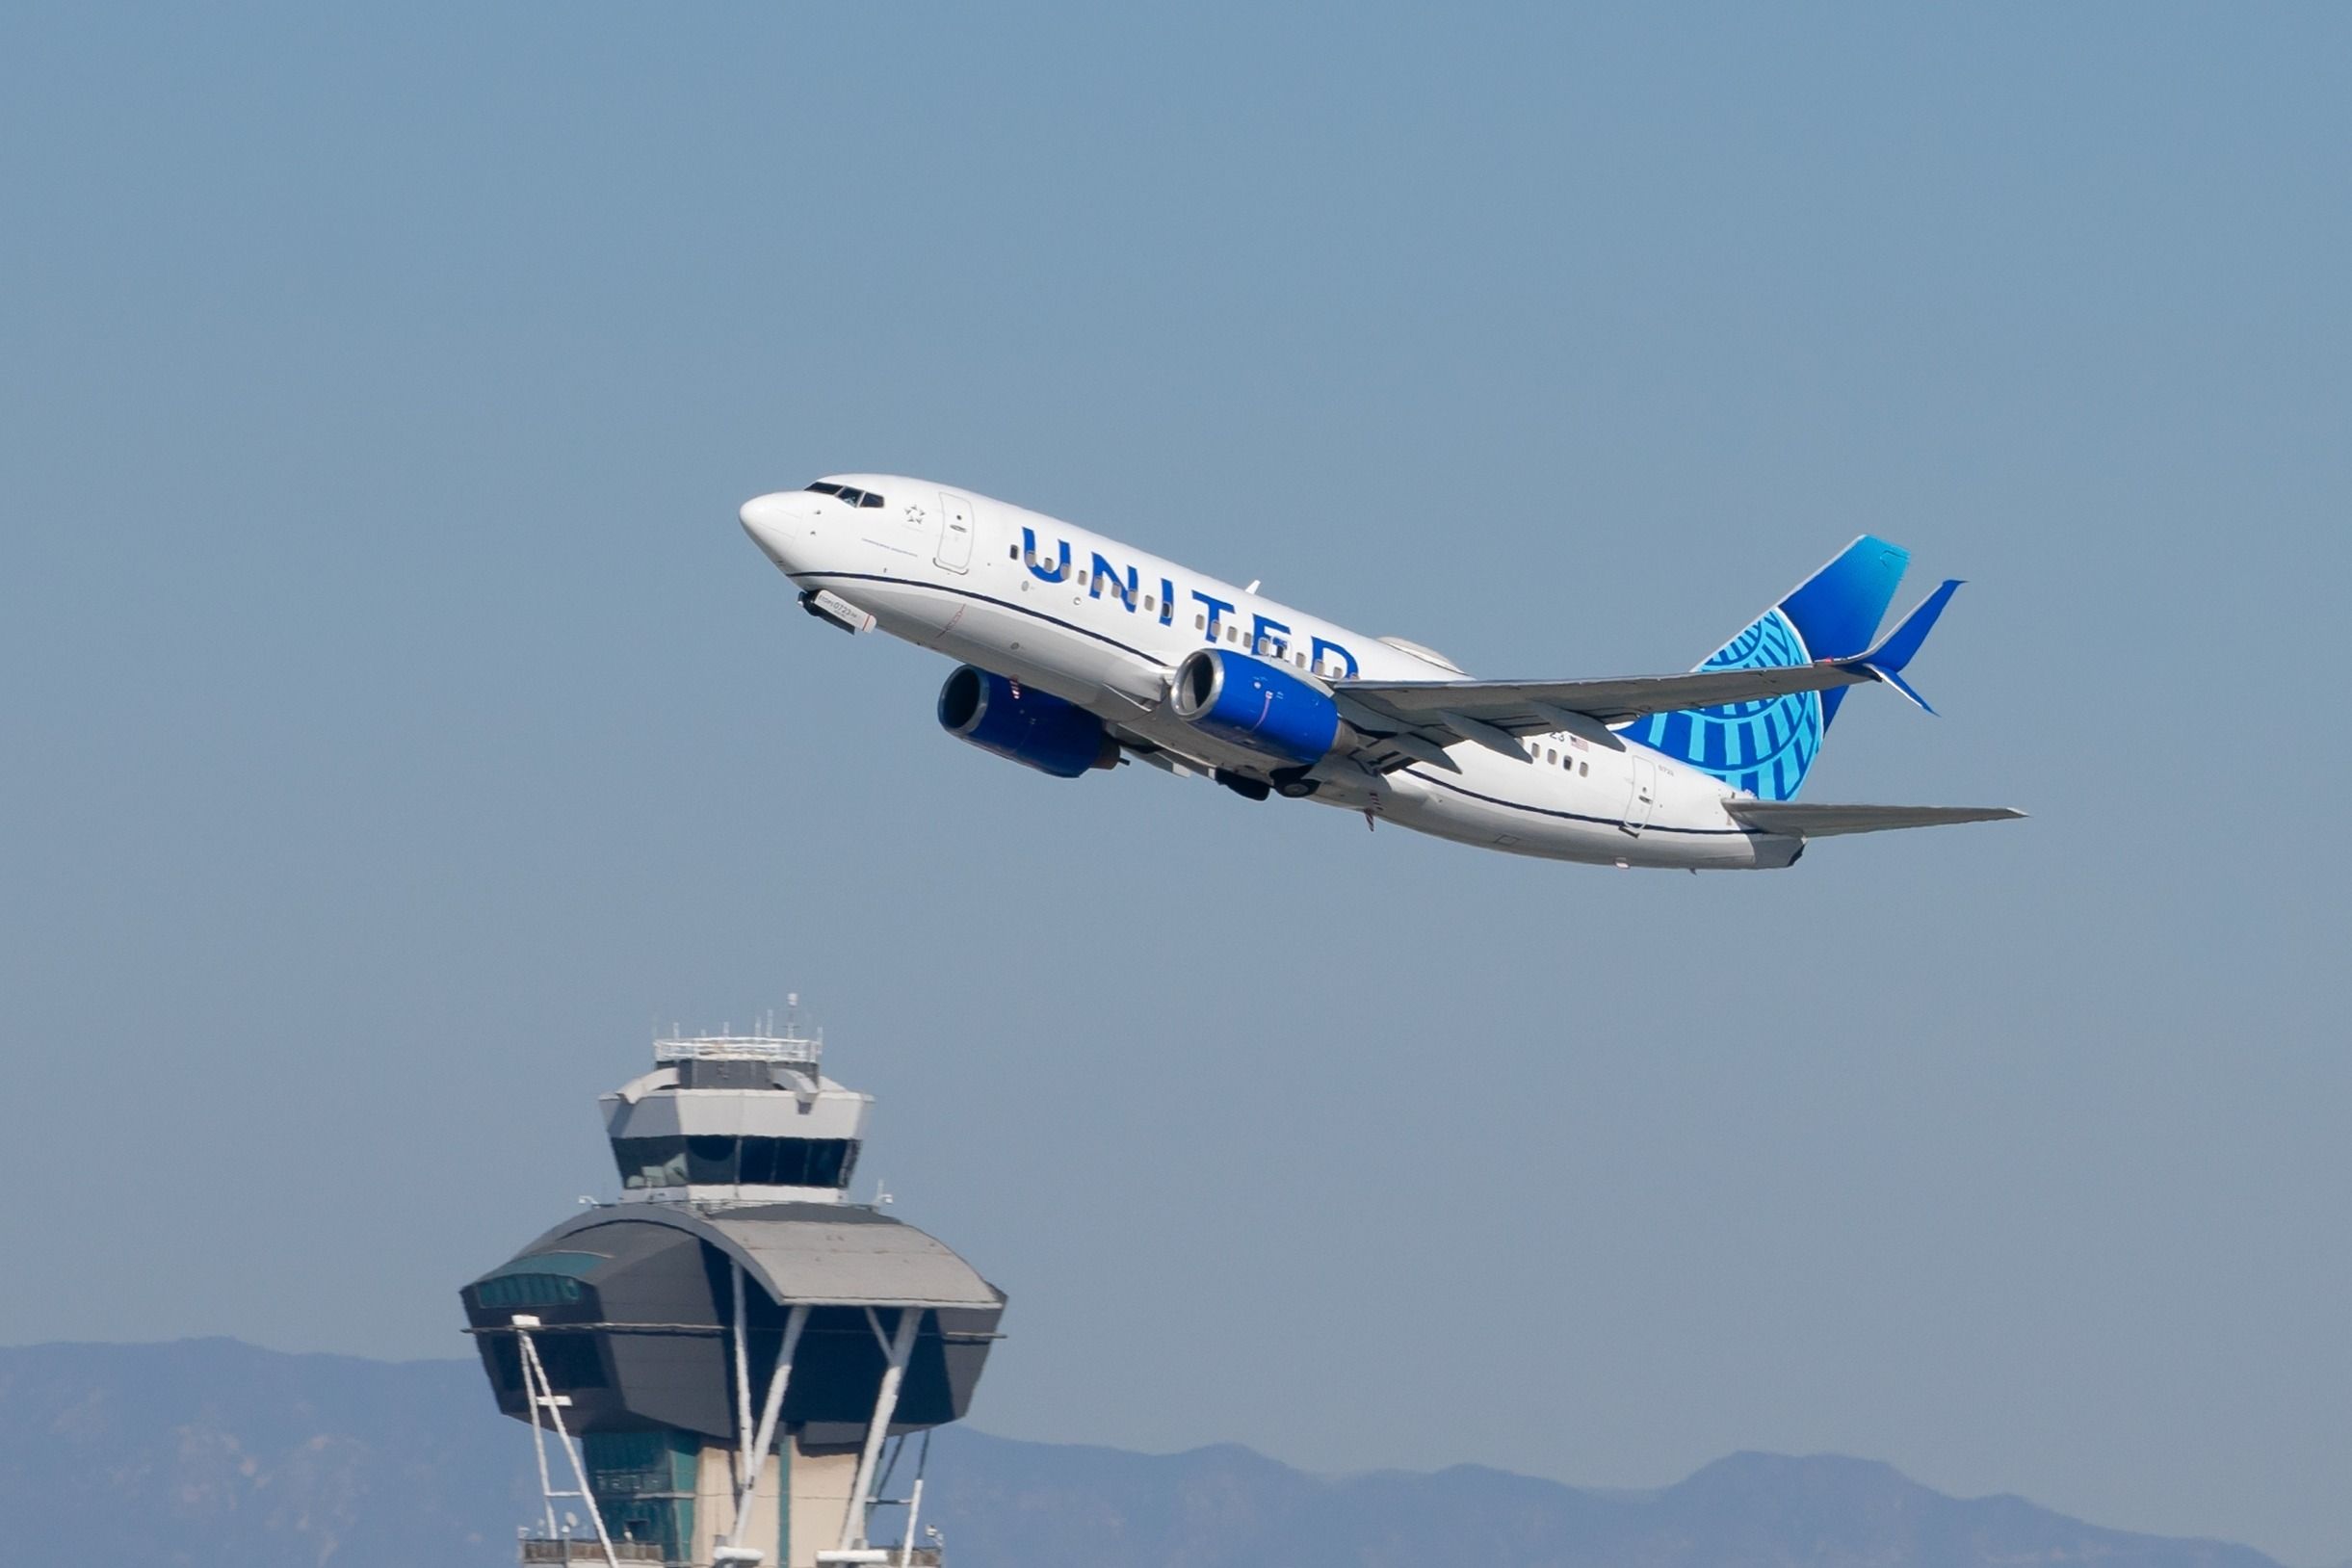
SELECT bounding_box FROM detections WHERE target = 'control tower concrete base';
[681,1438,877,1568]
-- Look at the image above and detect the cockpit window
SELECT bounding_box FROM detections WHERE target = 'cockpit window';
[805,482,887,509]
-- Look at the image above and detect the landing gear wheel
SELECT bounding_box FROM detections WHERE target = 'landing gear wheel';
[1269,767,1320,799]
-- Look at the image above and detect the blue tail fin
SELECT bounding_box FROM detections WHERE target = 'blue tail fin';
[1619,536,1911,800]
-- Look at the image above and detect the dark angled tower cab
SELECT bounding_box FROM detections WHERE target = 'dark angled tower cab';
[461,1014,1006,1568]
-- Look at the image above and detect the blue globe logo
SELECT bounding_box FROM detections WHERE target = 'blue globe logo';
[1624,609,1823,800]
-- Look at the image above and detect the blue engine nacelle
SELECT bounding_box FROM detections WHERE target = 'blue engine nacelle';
[937,666,1119,778]
[1169,648,1354,766]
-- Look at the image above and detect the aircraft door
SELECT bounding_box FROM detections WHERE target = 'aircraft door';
[935,492,976,574]
[1621,757,1659,837]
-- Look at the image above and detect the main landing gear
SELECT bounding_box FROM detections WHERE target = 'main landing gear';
[1268,767,1320,799]
[1214,769,1272,802]
[1214,767,1326,802]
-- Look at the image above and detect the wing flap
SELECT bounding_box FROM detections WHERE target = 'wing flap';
[1724,801,2025,838]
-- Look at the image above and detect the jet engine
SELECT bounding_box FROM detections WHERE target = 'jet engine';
[1170,649,1356,766]
[936,666,1119,778]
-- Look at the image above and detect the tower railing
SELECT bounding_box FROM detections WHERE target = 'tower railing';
[516,1539,666,1563]
[654,1034,821,1066]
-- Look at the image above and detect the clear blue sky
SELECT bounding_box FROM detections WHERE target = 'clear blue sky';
[4,4,2347,1562]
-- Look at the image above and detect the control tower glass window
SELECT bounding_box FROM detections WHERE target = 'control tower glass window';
[473,1272,583,1309]
[613,1136,860,1190]
[738,1135,859,1188]
[686,1135,737,1184]
[614,1137,688,1189]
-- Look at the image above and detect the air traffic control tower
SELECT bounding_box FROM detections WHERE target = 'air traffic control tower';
[461,1015,1006,1568]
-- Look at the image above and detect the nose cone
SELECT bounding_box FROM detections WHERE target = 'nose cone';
[739,491,808,564]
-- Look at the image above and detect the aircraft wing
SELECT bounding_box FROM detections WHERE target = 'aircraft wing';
[1330,663,1881,770]
[1341,663,1875,733]
[1335,577,1967,765]
[1723,801,2025,837]
[1111,726,1222,779]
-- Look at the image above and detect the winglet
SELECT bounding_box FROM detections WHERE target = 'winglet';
[1838,579,1962,715]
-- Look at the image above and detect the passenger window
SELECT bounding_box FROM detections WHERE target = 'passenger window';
[1294,652,1306,668]
[1194,614,1206,630]
[1225,624,1239,642]
[1580,760,1589,775]
[1077,570,1088,586]
[1009,545,1019,560]
[1143,595,1155,612]
[1547,748,1557,764]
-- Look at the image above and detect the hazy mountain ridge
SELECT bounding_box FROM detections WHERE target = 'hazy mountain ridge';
[0,1338,535,1565]
[0,1339,2283,1568]
[922,1433,2281,1568]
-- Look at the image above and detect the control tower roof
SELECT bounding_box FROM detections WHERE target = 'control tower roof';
[528,1202,1004,1311]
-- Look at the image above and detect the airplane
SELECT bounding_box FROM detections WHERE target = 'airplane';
[739,476,2022,871]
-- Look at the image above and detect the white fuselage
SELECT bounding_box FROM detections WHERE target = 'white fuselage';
[742,476,1803,871]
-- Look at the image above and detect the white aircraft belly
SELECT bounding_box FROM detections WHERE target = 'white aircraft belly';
[1365,747,1793,870]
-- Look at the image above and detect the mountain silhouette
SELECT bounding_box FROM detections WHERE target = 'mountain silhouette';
[0,1339,2280,1568]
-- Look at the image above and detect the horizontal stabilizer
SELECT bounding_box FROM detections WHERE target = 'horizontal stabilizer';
[1843,578,1963,714]
[1855,578,1961,671]
[1725,800,2025,838]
